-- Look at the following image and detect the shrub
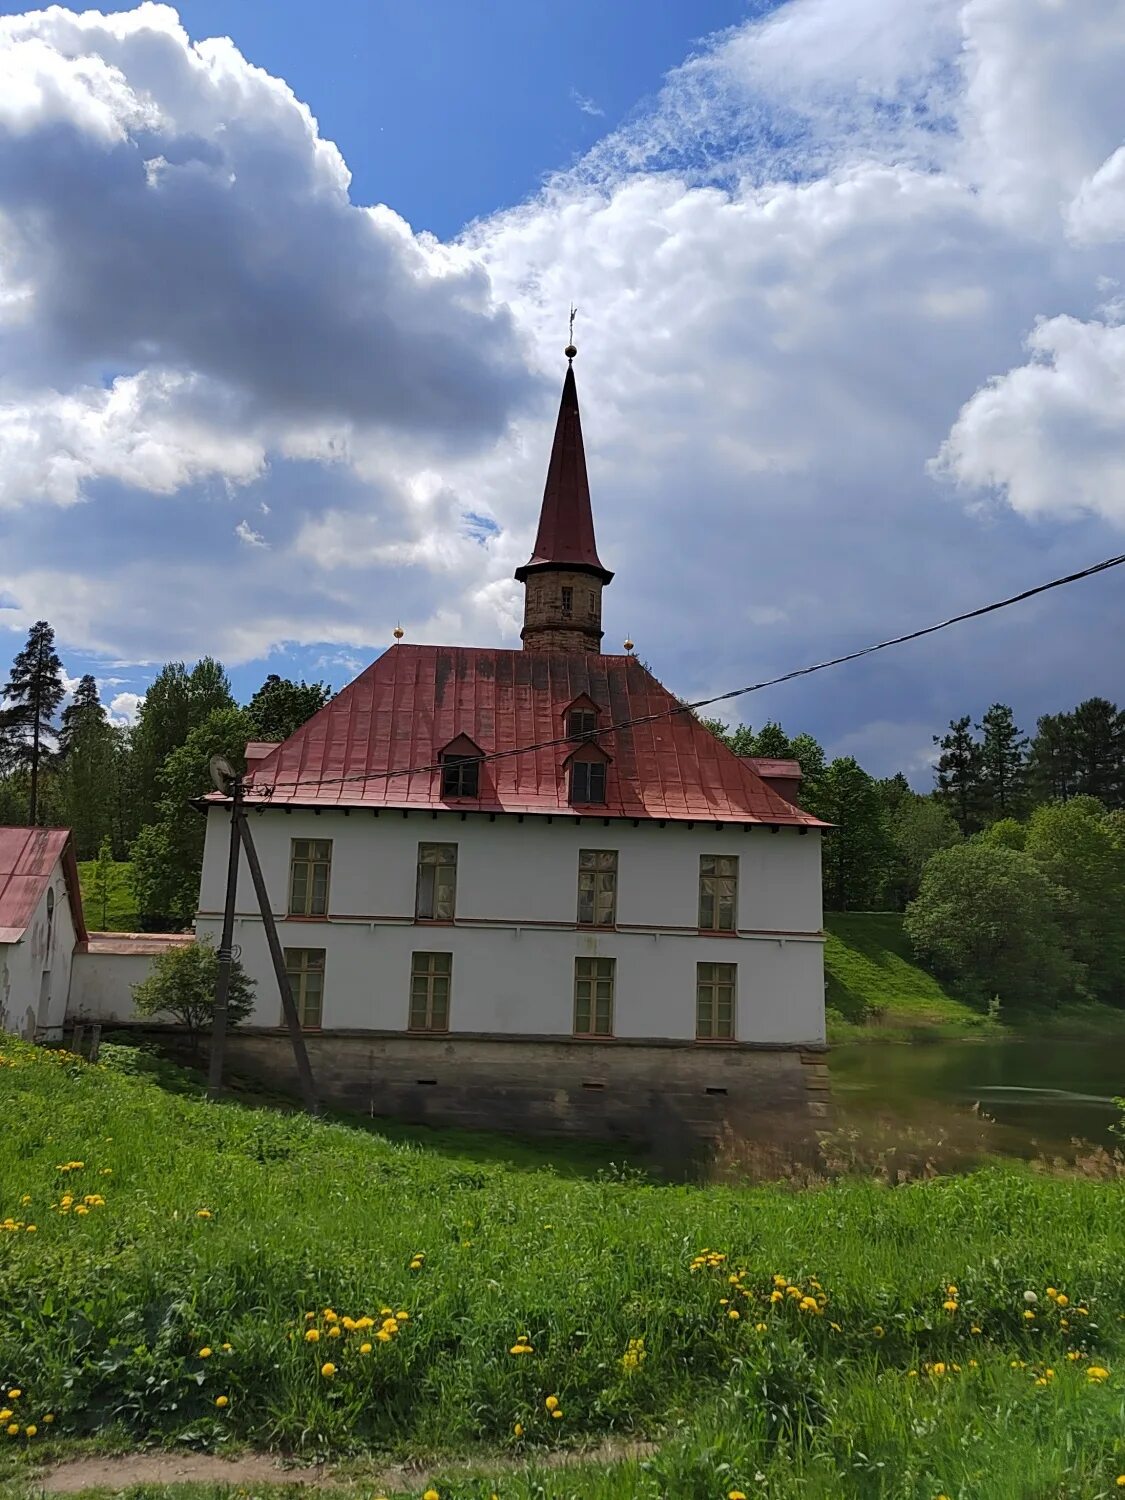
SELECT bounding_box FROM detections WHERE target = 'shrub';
[131,938,255,1057]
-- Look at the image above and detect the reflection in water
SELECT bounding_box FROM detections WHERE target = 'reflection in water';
[829,1038,1125,1160]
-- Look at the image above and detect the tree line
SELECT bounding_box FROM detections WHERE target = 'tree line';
[707,701,1125,1015]
[0,620,330,928]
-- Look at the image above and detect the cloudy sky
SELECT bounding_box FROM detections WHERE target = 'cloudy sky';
[0,0,1123,777]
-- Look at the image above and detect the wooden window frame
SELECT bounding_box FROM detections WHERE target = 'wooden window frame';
[561,585,574,615]
[577,849,618,927]
[284,947,325,1029]
[288,838,332,918]
[574,955,615,1037]
[440,755,479,799]
[699,854,738,933]
[416,842,457,922]
[567,708,598,739]
[410,951,452,1033]
[696,961,736,1041]
[570,759,607,805]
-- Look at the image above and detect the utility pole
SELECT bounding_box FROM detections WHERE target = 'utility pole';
[237,812,319,1116]
[207,770,243,1101]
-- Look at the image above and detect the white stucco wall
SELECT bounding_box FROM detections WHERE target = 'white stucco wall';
[69,950,156,1023]
[0,864,76,1040]
[197,807,825,1046]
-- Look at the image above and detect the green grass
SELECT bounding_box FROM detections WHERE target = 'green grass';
[2,1038,1125,1498]
[76,860,137,932]
[824,912,996,1041]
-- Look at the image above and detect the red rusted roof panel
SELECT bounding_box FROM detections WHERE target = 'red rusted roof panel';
[234,646,826,826]
[0,827,87,944]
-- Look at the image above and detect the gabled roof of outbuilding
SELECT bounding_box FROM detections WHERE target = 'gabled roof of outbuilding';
[0,827,88,945]
[229,645,825,826]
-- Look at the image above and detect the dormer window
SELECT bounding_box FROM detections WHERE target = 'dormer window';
[439,735,483,799]
[441,756,479,799]
[564,694,601,741]
[570,759,607,805]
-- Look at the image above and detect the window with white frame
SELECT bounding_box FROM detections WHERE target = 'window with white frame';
[699,854,738,932]
[288,839,332,916]
[284,947,325,1028]
[574,955,615,1036]
[577,849,617,926]
[410,951,452,1031]
[696,961,736,1040]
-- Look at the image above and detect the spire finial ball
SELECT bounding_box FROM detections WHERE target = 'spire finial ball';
[393,625,404,641]
[564,343,578,360]
[623,638,634,653]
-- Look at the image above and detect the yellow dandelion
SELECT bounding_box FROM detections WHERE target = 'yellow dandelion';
[323,1309,338,1322]
[215,1396,229,1408]
[551,1409,563,1420]
[970,1324,981,1334]
[320,1362,336,1378]
[5,1425,18,1437]
[7,1390,20,1400]
[423,1490,440,1500]
[728,1308,740,1320]
[376,1330,392,1343]
[221,1343,232,1353]
[195,1209,212,1219]
[942,1300,958,1313]
[1023,1309,1035,1321]
[1056,1294,1069,1307]
[327,1326,341,1339]
[513,1422,524,1437]
[199,1347,212,1359]
[360,1342,372,1354]
[872,1325,885,1339]
[304,1311,316,1320]
[0,1411,9,1422]
[545,1395,559,1411]
[729,1491,748,1500]
[42,1414,53,1424]
[1115,1476,1125,1488]
[305,1328,320,1343]
[755,1322,768,1332]
[1086,1366,1110,1382]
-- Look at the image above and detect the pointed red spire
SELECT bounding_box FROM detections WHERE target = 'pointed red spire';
[514,357,613,584]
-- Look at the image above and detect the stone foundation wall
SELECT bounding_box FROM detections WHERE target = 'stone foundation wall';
[106,1024,830,1149]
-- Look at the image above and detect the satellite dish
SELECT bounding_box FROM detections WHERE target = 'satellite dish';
[209,754,236,792]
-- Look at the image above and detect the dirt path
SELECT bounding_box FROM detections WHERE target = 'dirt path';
[37,1440,656,1494]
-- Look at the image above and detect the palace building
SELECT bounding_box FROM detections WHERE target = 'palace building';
[189,348,830,1144]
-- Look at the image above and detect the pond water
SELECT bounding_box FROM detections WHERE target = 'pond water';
[829,1038,1125,1161]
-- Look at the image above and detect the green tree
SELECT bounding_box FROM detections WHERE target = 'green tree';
[1028,712,1077,804]
[904,843,1076,1010]
[58,674,116,859]
[131,658,235,826]
[876,773,913,818]
[1070,698,1124,808]
[819,757,892,911]
[1023,799,1125,1004]
[92,834,114,930]
[933,715,984,834]
[0,620,65,825]
[132,706,253,929]
[977,703,1028,820]
[247,674,331,742]
[131,938,256,1059]
[879,794,962,909]
[979,817,1026,851]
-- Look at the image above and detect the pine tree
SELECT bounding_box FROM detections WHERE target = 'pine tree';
[59,674,115,858]
[977,703,1028,820]
[933,715,984,834]
[1070,698,1124,808]
[1,620,65,825]
[819,756,892,911]
[1028,712,1075,804]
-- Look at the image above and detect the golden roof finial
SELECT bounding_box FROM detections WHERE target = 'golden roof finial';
[393,624,404,641]
[623,637,634,653]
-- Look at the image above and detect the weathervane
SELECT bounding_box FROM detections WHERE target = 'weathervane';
[565,305,578,360]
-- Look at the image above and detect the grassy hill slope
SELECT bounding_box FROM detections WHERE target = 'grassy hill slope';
[824,911,997,1040]
[0,1038,1123,1499]
[76,859,137,932]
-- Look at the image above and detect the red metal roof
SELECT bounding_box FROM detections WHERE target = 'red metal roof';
[514,361,612,584]
[0,827,88,945]
[233,646,825,826]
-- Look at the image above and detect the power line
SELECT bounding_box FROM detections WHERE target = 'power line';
[253,549,1125,798]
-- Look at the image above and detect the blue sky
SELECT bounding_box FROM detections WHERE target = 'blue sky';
[0,0,1123,779]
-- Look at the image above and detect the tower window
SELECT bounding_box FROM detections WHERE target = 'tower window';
[561,586,573,614]
[570,760,607,805]
[441,755,479,798]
